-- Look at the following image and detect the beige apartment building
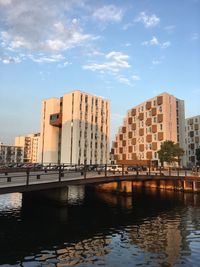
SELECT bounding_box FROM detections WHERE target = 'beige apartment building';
[15,133,40,163]
[111,92,185,166]
[185,115,200,166]
[39,90,110,165]
[0,143,24,164]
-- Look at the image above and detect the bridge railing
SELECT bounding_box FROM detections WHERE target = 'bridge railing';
[0,164,200,188]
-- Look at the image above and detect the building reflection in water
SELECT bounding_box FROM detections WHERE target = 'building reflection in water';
[0,182,199,266]
[94,181,199,266]
[0,192,22,212]
[67,185,85,205]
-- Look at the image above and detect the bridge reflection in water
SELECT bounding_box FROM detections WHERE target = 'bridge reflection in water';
[0,184,200,266]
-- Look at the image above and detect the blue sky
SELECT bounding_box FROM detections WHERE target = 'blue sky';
[0,0,199,144]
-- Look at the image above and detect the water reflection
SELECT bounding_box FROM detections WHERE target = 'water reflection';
[67,185,85,205]
[0,184,200,266]
[0,192,22,211]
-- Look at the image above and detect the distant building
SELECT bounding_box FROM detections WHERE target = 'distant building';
[185,115,200,166]
[111,92,185,166]
[0,143,24,164]
[39,90,110,164]
[15,133,40,163]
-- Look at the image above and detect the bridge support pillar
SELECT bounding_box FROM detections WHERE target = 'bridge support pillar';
[23,187,69,205]
[42,187,69,204]
[192,181,200,192]
[116,181,132,195]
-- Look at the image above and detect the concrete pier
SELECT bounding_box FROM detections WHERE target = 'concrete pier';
[96,179,200,195]
[23,187,69,205]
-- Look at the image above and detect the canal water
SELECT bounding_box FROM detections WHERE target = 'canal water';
[0,185,200,267]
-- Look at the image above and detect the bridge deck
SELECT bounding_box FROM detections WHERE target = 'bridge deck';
[0,169,200,195]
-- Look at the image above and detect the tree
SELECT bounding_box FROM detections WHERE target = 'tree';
[173,143,185,167]
[196,148,200,165]
[157,140,184,167]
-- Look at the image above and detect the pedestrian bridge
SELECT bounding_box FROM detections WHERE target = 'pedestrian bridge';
[0,166,200,196]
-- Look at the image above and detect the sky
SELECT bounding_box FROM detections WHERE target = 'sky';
[0,0,199,144]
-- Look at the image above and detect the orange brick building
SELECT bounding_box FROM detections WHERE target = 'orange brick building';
[111,92,185,166]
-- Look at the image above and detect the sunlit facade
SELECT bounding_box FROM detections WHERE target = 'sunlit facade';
[111,92,185,166]
[15,133,40,163]
[39,90,110,164]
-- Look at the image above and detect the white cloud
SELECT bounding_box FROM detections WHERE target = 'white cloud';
[152,56,165,65]
[152,60,162,65]
[161,41,171,49]
[122,23,133,31]
[0,0,94,62]
[142,36,159,46]
[132,75,141,81]
[28,54,65,63]
[0,56,21,64]
[0,0,12,5]
[165,25,176,33]
[115,75,131,86]
[135,12,160,28]
[142,36,171,49]
[57,61,72,68]
[191,33,199,40]
[83,51,130,72]
[93,5,123,22]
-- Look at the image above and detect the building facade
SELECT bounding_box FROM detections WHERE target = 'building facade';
[0,143,24,164]
[111,92,185,166]
[185,115,200,166]
[39,90,110,165]
[15,133,40,163]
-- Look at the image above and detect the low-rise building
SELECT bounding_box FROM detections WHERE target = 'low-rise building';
[0,143,24,164]
[185,115,200,166]
[15,133,40,163]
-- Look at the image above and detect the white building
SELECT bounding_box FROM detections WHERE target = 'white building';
[0,143,24,164]
[15,133,40,163]
[39,90,110,165]
[185,115,200,166]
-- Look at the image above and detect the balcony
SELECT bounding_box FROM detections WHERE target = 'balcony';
[131,108,136,116]
[50,113,62,127]
[146,101,151,110]
[157,96,163,105]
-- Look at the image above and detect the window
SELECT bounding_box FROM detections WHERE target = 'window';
[160,124,163,130]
